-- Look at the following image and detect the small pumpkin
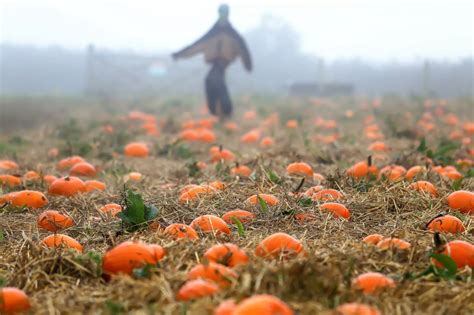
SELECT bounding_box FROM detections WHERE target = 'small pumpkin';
[204,243,249,267]
[190,215,231,235]
[176,279,219,301]
[187,262,238,287]
[0,287,31,314]
[37,210,74,232]
[255,232,305,259]
[42,234,83,252]
[352,272,395,294]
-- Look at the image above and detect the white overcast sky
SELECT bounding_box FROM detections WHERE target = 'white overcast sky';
[1,0,472,62]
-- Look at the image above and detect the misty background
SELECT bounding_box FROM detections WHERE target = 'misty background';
[1,0,473,97]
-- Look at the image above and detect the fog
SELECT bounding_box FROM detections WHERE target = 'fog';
[1,0,473,97]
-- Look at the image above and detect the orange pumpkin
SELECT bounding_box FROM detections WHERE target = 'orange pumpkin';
[164,223,199,240]
[98,203,123,217]
[0,287,31,314]
[319,203,351,219]
[4,190,48,209]
[85,180,106,192]
[56,156,85,170]
[187,262,238,287]
[245,194,279,206]
[102,241,163,275]
[362,234,384,245]
[427,215,465,234]
[222,209,256,224]
[124,142,149,157]
[37,210,74,232]
[0,175,22,188]
[447,190,474,214]
[0,160,19,170]
[204,243,249,267]
[69,162,97,177]
[410,181,437,196]
[433,240,474,269]
[214,299,237,315]
[231,165,252,177]
[48,176,87,197]
[176,279,219,301]
[335,303,380,315]
[352,272,395,294]
[286,162,313,177]
[42,234,83,252]
[255,232,305,259]
[233,294,294,315]
[190,215,230,235]
[376,237,411,250]
[312,189,344,201]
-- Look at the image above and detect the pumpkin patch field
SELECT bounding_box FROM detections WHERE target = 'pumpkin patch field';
[0,96,473,314]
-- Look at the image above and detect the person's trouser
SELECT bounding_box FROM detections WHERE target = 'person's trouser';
[205,63,232,118]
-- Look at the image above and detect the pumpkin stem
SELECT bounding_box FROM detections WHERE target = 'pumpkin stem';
[219,144,223,152]
[367,155,372,167]
[235,162,240,168]
[294,177,305,193]
[433,232,445,249]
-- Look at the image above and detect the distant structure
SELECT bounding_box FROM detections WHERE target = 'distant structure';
[289,82,354,97]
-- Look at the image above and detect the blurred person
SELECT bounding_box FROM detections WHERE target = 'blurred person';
[172,4,252,120]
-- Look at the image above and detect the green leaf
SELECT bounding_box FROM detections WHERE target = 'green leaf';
[0,229,4,241]
[465,167,474,178]
[249,171,258,181]
[105,300,125,315]
[267,170,281,184]
[298,197,313,207]
[231,217,245,237]
[118,189,159,231]
[417,138,427,152]
[257,195,269,213]
[0,277,6,287]
[426,150,434,159]
[452,178,463,191]
[430,253,457,277]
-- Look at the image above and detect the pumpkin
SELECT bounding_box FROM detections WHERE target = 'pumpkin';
[190,215,230,235]
[376,237,411,250]
[433,240,474,269]
[362,234,384,245]
[102,241,163,275]
[286,162,313,177]
[56,156,85,170]
[69,162,97,177]
[312,189,344,201]
[176,279,219,301]
[222,209,255,224]
[0,287,31,314]
[85,180,106,192]
[447,190,474,214]
[245,194,279,206]
[214,299,237,315]
[352,272,395,294]
[42,234,83,252]
[410,181,437,196]
[0,175,21,188]
[233,294,294,315]
[48,176,87,197]
[335,303,380,315]
[164,223,199,240]
[37,210,74,232]
[124,142,149,157]
[204,243,249,267]
[427,215,465,234]
[187,262,238,287]
[319,203,351,219]
[255,233,305,259]
[98,203,123,217]
[3,190,48,209]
